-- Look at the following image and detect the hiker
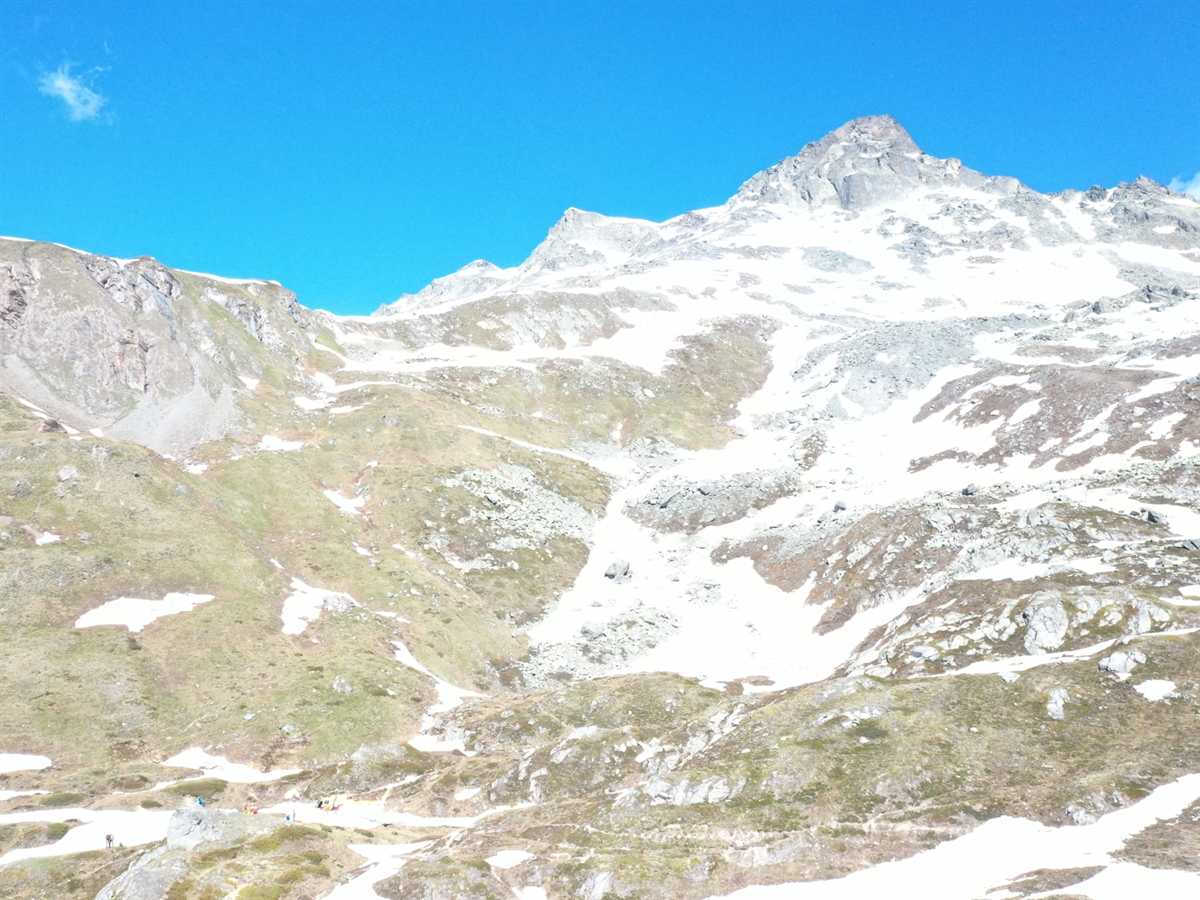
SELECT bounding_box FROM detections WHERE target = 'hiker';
[195,795,205,807]
[105,834,114,849]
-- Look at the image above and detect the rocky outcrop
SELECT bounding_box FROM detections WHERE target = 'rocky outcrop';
[96,806,282,900]
[0,239,318,453]
[734,115,1003,211]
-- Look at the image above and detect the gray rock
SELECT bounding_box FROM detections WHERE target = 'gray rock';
[166,807,226,851]
[1022,596,1069,654]
[332,675,353,694]
[95,849,186,900]
[56,465,79,482]
[1065,803,1098,825]
[962,483,978,496]
[1098,649,1146,675]
[604,560,632,583]
[1133,602,1170,635]
[626,468,799,534]
[580,622,605,640]
[735,115,993,212]
[1047,687,1070,720]
[1023,508,1051,527]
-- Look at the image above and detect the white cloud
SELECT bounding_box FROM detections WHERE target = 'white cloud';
[38,64,107,121]
[1168,172,1200,200]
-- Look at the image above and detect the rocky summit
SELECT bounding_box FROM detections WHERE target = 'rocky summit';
[1,116,1199,900]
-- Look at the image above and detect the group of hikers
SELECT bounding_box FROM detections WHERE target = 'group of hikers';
[102,790,307,849]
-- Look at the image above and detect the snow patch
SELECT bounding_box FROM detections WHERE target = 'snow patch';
[258,435,302,452]
[0,754,51,774]
[707,773,1200,900]
[1134,680,1177,702]
[159,748,300,783]
[487,849,534,869]
[75,593,216,633]
[0,807,174,864]
[324,489,365,516]
[280,579,358,635]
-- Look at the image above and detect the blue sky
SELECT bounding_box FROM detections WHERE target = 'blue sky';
[2,1,1198,315]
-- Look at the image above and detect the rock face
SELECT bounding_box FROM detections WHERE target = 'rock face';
[734,115,998,211]
[0,240,320,453]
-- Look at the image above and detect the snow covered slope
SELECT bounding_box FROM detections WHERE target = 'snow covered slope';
[343,114,1200,693]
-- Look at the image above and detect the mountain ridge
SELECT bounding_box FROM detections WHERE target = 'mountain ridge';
[1,115,1199,900]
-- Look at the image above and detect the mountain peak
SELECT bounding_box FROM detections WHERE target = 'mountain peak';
[735,115,992,210]
[823,114,919,151]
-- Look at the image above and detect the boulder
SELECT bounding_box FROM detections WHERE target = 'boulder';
[1022,596,1069,654]
[1098,649,1146,675]
[604,560,632,583]
[1133,602,1170,635]
[1047,687,1070,720]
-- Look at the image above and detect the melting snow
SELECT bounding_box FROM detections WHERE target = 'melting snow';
[324,489,365,516]
[391,639,481,753]
[159,748,300,783]
[0,790,48,801]
[258,435,303,452]
[487,849,534,869]
[1134,680,1177,702]
[940,639,1116,677]
[294,395,332,410]
[323,841,434,900]
[707,773,1200,900]
[75,593,216,633]
[0,754,51,774]
[0,807,174,864]
[33,531,60,546]
[280,579,358,635]
[1146,412,1187,441]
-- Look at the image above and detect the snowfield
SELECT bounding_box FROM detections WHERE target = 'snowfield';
[708,774,1200,900]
